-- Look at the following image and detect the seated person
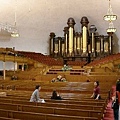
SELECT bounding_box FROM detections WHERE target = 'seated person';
[30,85,45,103]
[51,78,57,83]
[62,64,72,71]
[57,75,66,82]
[51,90,62,100]
[91,81,101,100]
[57,75,62,81]
[51,75,67,83]
[61,77,67,82]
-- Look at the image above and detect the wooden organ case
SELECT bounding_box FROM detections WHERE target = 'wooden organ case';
[49,17,114,63]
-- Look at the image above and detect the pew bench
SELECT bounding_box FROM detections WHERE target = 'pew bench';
[0,109,98,120]
[0,117,20,120]
[0,97,106,108]
[0,102,103,120]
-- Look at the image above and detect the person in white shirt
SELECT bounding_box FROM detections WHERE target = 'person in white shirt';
[30,85,45,103]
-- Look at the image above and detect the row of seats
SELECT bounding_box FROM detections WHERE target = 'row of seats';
[0,92,107,120]
[88,53,120,66]
[0,79,112,120]
[17,51,87,66]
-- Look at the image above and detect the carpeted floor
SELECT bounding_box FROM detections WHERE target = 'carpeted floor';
[103,100,114,120]
[103,85,115,120]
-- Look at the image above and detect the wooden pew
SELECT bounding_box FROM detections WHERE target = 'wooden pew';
[0,97,106,107]
[45,99,106,108]
[0,117,20,120]
[0,98,104,110]
[0,109,98,120]
[0,95,107,104]
[0,93,107,115]
[0,80,109,120]
[4,91,109,101]
[0,80,112,94]
[0,102,103,120]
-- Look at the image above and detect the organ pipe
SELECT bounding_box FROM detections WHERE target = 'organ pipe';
[92,33,95,52]
[67,18,76,56]
[49,17,114,59]
[82,26,87,53]
[69,27,74,54]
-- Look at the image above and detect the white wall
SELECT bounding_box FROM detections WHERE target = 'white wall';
[0,61,16,70]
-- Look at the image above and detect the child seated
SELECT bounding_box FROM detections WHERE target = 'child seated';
[51,90,62,100]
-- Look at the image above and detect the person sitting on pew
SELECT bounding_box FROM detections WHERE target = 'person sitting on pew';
[91,81,101,100]
[51,75,67,83]
[51,78,57,83]
[62,64,72,71]
[51,90,62,100]
[30,85,45,103]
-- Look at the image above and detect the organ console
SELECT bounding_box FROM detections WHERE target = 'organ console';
[49,16,113,62]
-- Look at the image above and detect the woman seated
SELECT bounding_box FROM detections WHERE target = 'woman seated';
[51,90,62,100]
[91,81,101,100]
[30,85,45,103]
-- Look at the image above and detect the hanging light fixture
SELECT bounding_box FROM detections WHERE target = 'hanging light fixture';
[0,0,33,37]
[0,22,18,35]
[10,22,19,37]
[104,0,117,21]
[0,0,19,37]
[104,0,117,33]
[107,21,116,33]
[11,0,19,37]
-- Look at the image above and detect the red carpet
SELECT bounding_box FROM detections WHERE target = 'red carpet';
[103,100,114,120]
[103,85,116,120]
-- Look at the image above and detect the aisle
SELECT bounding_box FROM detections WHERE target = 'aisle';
[103,100,114,120]
[103,85,115,120]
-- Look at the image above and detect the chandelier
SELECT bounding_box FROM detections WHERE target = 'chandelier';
[0,0,19,37]
[0,23,19,37]
[107,21,116,33]
[10,24,19,38]
[104,0,117,21]
[104,0,117,33]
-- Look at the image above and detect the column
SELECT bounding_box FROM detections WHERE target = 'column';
[107,32,113,54]
[63,27,69,56]
[100,35,104,54]
[61,38,65,56]
[54,38,59,58]
[96,41,100,53]
[67,18,76,56]
[22,63,24,71]
[58,37,62,57]
[3,62,5,80]
[74,32,78,54]
[89,25,97,55]
[77,32,82,54]
[80,17,89,55]
[49,32,56,56]
[82,26,87,53]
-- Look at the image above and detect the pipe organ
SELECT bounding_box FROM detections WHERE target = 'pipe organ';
[49,17,114,62]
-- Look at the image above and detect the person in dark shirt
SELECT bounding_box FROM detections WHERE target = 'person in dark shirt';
[91,81,101,100]
[51,90,62,100]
